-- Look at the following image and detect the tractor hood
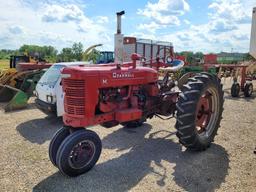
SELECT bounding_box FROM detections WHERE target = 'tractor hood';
[61,65,158,88]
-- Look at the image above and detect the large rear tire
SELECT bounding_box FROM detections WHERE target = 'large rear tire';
[175,73,224,151]
[56,129,102,177]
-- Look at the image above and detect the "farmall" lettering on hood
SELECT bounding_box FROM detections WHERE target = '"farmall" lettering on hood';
[112,72,134,78]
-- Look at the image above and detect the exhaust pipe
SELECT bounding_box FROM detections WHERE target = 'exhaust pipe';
[116,11,125,34]
[114,11,125,63]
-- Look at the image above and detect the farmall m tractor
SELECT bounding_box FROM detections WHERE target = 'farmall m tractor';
[48,12,224,177]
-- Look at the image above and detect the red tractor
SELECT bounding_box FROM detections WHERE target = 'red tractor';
[48,54,224,177]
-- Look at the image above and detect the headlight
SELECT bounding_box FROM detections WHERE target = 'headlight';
[46,95,57,103]
[61,74,71,78]
[34,90,39,97]
[46,95,53,103]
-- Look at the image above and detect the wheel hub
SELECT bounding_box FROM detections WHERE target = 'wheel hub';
[69,140,95,169]
[196,91,213,134]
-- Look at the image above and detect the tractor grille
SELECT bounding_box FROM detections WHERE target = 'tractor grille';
[63,79,85,116]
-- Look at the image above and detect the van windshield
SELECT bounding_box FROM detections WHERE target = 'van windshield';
[39,65,63,86]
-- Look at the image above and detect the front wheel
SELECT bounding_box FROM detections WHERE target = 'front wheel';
[175,73,224,151]
[231,83,240,97]
[49,126,70,167]
[244,83,253,97]
[56,129,102,177]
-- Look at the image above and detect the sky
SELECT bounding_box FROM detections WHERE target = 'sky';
[0,0,255,53]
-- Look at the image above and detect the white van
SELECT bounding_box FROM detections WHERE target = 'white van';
[35,62,90,116]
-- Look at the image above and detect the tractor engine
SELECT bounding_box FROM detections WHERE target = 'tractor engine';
[61,64,176,128]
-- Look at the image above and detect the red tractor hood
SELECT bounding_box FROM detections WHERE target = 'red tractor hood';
[61,65,158,88]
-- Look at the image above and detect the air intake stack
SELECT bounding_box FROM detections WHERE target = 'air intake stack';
[114,11,125,63]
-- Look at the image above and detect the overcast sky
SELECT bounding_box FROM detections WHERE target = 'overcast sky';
[0,0,255,53]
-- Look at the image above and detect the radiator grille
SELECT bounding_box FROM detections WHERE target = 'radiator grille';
[64,79,85,116]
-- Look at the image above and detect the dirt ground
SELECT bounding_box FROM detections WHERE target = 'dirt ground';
[0,79,255,192]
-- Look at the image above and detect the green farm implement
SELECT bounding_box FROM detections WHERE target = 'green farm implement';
[0,70,45,112]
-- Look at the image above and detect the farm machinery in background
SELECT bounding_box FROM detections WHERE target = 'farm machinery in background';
[113,11,218,79]
[83,44,114,64]
[114,11,174,64]
[183,54,255,98]
[204,7,256,98]
[47,11,224,177]
[204,63,254,97]
[96,51,114,64]
[226,7,256,98]
[0,53,52,112]
[202,7,256,98]
[0,70,45,111]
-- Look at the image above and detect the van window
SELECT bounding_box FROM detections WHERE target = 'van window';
[39,65,63,86]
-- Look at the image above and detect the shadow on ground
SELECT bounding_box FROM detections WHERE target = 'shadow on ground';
[33,124,229,192]
[16,116,63,144]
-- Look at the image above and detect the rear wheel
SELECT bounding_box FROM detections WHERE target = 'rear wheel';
[175,73,224,151]
[231,83,240,97]
[56,129,102,177]
[49,126,70,167]
[244,83,253,97]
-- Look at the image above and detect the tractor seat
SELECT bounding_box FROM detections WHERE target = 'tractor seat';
[160,59,185,72]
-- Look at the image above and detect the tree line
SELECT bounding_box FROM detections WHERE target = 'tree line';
[0,43,253,64]
[0,42,95,63]
[0,44,205,64]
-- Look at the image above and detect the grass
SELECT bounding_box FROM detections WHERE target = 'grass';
[0,59,9,69]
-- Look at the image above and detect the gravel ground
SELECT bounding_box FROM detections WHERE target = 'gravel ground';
[0,79,255,192]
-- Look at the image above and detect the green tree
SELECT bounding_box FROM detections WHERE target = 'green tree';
[72,42,83,61]
[179,51,194,64]
[194,52,204,60]
[58,48,74,62]
[19,44,58,62]
[0,49,18,59]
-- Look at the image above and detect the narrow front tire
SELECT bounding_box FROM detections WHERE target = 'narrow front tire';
[49,126,70,167]
[56,129,102,177]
